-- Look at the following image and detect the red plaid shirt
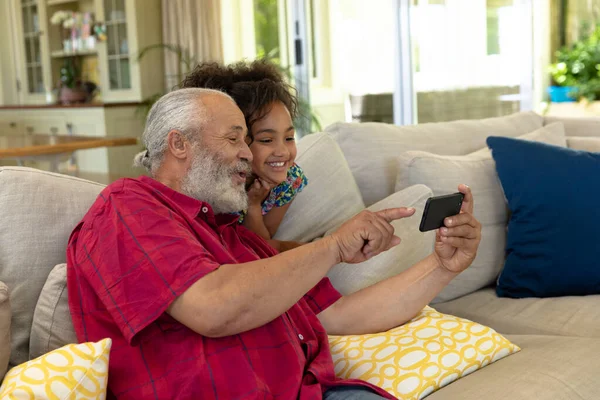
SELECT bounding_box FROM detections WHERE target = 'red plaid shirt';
[67,176,393,400]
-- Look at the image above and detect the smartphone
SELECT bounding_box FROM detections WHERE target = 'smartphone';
[419,192,465,232]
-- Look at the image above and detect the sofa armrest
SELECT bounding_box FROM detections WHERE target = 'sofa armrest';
[544,115,600,137]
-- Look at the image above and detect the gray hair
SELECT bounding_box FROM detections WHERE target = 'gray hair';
[133,88,233,174]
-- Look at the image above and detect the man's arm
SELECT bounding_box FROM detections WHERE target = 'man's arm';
[168,237,338,338]
[267,239,304,252]
[319,184,481,335]
[168,207,416,338]
[318,254,456,335]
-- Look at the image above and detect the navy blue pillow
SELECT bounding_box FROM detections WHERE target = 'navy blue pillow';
[487,136,600,298]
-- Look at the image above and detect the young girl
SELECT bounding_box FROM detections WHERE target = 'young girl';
[181,60,308,244]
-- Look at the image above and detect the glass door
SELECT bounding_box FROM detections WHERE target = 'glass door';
[20,0,44,95]
[404,0,534,124]
[104,0,131,90]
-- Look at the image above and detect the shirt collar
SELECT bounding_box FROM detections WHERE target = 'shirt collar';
[139,176,240,226]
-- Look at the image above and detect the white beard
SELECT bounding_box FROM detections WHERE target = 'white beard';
[181,148,250,214]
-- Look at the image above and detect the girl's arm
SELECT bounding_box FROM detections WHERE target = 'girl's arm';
[244,203,303,252]
[263,201,293,237]
[242,178,272,240]
[242,204,271,240]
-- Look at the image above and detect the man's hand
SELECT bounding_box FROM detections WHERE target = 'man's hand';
[434,184,482,273]
[247,178,273,207]
[330,207,416,264]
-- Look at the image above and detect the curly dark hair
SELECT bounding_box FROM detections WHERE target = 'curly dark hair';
[179,59,298,135]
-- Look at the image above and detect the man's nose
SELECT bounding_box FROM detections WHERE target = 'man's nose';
[240,140,253,162]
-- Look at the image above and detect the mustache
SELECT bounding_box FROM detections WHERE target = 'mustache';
[228,161,252,175]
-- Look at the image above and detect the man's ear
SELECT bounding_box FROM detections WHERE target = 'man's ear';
[166,130,191,160]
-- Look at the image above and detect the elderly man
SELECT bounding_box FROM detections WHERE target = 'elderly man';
[67,88,481,400]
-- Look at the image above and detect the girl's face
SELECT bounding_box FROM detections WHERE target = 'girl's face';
[248,101,297,186]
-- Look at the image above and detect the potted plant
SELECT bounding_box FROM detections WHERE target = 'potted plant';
[58,58,88,104]
[548,26,600,103]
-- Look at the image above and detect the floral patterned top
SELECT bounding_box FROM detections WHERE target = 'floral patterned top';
[237,163,308,223]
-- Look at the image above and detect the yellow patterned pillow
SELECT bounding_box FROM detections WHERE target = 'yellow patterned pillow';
[329,307,519,400]
[0,338,111,400]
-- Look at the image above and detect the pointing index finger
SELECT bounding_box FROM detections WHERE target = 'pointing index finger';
[375,207,416,223]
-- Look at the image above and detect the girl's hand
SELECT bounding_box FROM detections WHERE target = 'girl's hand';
[247,178,273,207]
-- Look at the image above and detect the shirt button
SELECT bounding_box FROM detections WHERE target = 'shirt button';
[298,334,304,340]
[201,206,209,213]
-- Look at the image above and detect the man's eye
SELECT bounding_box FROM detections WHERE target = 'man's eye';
[228,137,238,143]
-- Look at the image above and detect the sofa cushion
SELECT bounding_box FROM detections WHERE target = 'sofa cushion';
[393,123,567,303]
[544,115,600,137]
[467,122,567,158]
[488,136,600,298]
[329,306,520,400]
[30,264,77,360]
[325,111,543,206]
[567,136,600,152]
[0,338,111,399]
[0,282,10,380]
[274,133,365,242]
[426,334,600,400]
[396,153,504,304]
[433,288,600,338]
[0,167,104,366]
[326,184,435,295]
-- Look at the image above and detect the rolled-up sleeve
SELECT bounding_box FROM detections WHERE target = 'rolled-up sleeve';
[303,278,342,315]
[74,191,220,345]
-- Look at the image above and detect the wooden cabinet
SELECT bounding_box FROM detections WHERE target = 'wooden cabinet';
[0,120,24,137]
[12,0,52,104]
[2,0,163,105]
[95,0,163,102]
[0,105,146,180]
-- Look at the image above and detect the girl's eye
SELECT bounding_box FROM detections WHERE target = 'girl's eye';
[286,137,296,142]
[259,139,272,143]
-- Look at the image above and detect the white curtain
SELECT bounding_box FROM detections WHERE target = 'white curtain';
[161,0,224,90]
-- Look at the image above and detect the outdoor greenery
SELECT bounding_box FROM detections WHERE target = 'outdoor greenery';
[550,25,600,101]
[254,0,280,62]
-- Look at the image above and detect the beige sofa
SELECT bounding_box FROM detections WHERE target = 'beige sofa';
[1,111,599,399]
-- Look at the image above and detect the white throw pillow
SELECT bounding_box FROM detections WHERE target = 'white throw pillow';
[394,122,567,303]
[567,136,600,152]
[30,264,77,360]
[327,185,435,295]
[274,133,366,242]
